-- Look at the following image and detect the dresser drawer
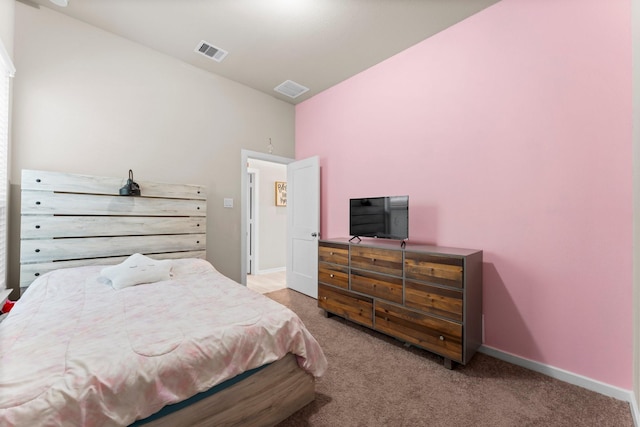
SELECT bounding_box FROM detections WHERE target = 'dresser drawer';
[405,280,463,321]
[374,300,462,361]
[319,242,349,266]
[404,253,464,288]
[351,269,402,304]
[319,262,349,289]
[319,284,373,327]
[350,246,402,276]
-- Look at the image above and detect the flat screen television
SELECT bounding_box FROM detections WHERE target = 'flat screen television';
[349,196,409,241]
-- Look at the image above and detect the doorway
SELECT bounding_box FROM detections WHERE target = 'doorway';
[245,159,287,293]
[240,150,294,288]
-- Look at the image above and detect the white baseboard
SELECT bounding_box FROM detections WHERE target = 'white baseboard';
[479,345,635,408]
[255,266,286,275]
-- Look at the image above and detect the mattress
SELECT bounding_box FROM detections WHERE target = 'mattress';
[0,258,327,426]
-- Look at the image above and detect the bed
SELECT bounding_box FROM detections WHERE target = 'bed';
[1,169,327,426]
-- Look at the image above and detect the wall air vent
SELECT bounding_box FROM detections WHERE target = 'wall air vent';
[274,80,310,99]
[195,40,228,63]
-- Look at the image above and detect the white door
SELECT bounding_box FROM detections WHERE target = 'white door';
[286,156,320,298]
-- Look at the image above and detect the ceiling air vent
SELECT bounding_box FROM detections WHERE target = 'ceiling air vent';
[274,80,309,99]
[195,40,228,63]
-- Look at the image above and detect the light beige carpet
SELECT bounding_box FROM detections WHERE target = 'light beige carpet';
[266,288,633,427]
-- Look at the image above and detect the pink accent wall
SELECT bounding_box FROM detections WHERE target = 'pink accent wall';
[295,0,632,388]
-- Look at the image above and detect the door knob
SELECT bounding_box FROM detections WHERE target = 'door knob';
[311,232,318,237]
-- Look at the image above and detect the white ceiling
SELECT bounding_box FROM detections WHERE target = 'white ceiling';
[19,0,500,104]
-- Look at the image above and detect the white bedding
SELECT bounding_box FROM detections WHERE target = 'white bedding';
[0,258,327,426]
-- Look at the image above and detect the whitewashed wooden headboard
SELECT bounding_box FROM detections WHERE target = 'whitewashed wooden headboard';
[20,169,206,290]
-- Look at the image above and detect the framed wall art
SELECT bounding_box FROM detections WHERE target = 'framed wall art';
[275,181,287,206]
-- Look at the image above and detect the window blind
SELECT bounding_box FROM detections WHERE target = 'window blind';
[0,41,15,291]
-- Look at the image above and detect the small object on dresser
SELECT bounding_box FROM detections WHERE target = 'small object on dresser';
[1,299,14,314]
[0,288,14,321]
[0,287,11,309]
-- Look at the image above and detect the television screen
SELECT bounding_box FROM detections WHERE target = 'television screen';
[349,196,409,240]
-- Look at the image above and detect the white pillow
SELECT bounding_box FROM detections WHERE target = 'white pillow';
[101,253,172,290]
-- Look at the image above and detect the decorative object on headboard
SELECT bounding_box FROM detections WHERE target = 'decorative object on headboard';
[19,169,207,291]
[119,169,141,196]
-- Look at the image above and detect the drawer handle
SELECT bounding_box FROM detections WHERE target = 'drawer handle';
[330,274,334,278]
[439,335,445,341]
[330,252,334,255]
[371,258,376,262]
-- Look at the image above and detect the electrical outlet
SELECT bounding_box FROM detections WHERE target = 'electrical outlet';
[223,198,233,208]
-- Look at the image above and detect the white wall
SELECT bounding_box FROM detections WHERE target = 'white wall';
[248,159,287,273]
[0,0,14,57]
[9,4,295,288]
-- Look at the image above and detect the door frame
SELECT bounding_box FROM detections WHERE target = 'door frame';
[246,167,259,275]
[240,149,294,285]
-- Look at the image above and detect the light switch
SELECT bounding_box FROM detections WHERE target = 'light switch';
[223,198,233,208]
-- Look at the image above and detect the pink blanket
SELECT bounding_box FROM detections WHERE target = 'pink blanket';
[0,258,327,426]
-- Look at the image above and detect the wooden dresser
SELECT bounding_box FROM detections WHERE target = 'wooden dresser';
[318,238,482,369]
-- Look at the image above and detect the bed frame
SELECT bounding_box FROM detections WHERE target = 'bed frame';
[19,169,315,426]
